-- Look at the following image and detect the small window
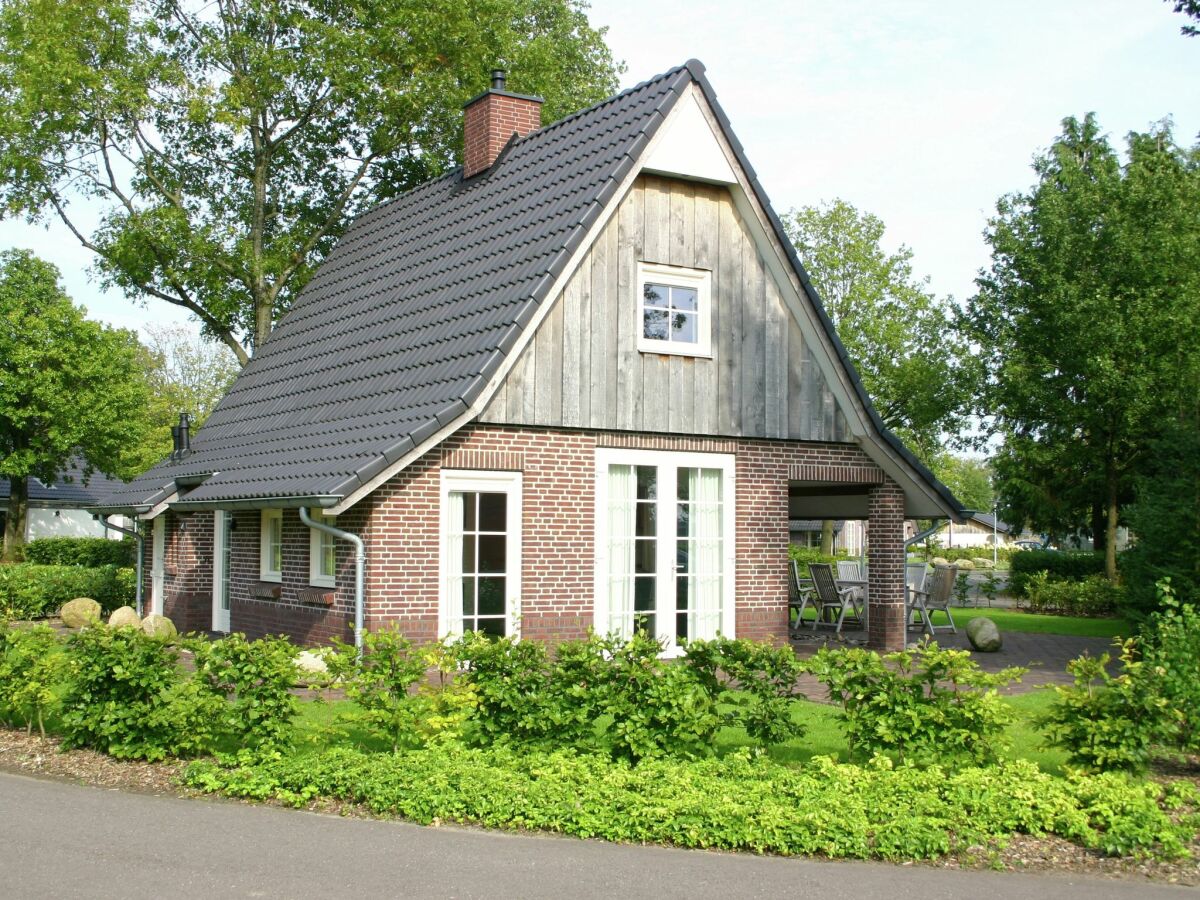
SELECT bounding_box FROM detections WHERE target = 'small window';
[309,514,337,588]
[637,262,711,358]
[260,509,283,582]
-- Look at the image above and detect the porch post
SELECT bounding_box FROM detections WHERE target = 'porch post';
[867,478,906,652]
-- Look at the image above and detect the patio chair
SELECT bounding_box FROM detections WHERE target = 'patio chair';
[836,560,866,605]
[908,565,957,636]
[904,562,928,616]
[809,563,865,633]
[788,559,817,635]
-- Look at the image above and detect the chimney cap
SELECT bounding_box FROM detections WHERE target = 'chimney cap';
[491,69,506,91]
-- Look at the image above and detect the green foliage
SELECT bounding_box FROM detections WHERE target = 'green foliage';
[1139,581,1200,755]
[23,536,135,568]
[189,633,300,750]
[787,544,847,576]
[452,632,557,747]
[0,624,69,734]
[60,625,220,760]
[1010,550,1106,596]
[781,199,972,462]
[930,454,993,513]
[184,745,1198,861]
[1122,420,1200,616]
[966,115,1200,578]
[0,0,620,360]
[806,642,1027,764]
[328,627,476,751]
[1022,572,1123,617]
[0,563,136,619]
[682,637,807,748]
[980,570,1001,606]
[0,250,150,560]
[953,572,971,606]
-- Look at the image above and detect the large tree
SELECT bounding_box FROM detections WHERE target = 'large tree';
[1167,0,1200,36]
[966,114,1200,578]
[127,323,240,474]
[0,250,149,560]
[0,0,620,363]
[782,199,972,464]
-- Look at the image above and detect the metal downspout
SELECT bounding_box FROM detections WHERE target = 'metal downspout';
[97,516,145,616]
[299,507,365,652]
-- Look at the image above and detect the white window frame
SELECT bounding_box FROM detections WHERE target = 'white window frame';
[438,469,523,640]
[259,509,283,582]
[308,512,337,588]
[593,448,736,655]
[636,261,712,358]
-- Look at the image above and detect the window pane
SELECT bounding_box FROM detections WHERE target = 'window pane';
[478,617,506,637]
[634,538,655,574]
[477,534,506,573]
[671,311,697,344]
[676,502,690,537]
[477,576,505,615]
[322,536,336,577]
[461,535,476,573]
[462,492,477,531]
[634,502,655,537]
[671,286,698,311]
[462,578,476,616]
[643,283,668,307]
[677,574,690,609]
[478,493,506,532]
[643,308,668,340]
[634,575,655,610]
[676,540,691,574]
[635,466,657,500]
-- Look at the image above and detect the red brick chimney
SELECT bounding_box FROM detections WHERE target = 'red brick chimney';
[463,70,543,179]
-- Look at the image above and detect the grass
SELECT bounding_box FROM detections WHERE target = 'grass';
[948,606,1131,638]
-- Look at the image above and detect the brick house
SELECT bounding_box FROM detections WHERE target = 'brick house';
[95,61,963,653]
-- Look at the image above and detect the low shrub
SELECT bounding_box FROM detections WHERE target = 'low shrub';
[1010,550,1106,596]
[0,564,136,619]
[805,642,1026,764]
[918,546,1018,566]
[23,536,135,568]
[184,745,1199,861]
[59,625,220,760]
[0,624,70,735]
[1023,572,1123,617]
[189,633,300,750]
[787,545,848,577]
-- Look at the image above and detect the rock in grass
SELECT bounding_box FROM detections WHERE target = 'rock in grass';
[141,613,178,641]
[972,557,994,569]
[60,597,101,629]
[932,557,950,567]
[295,649,329,676]
[966,616,1002,652]
[107,606,141,629]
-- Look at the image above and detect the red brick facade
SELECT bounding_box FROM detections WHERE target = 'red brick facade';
[139,509,213,633]
[145,423,909,650]
[463,91,542,179]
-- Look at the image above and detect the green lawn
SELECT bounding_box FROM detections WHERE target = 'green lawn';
[948,607,1131,638]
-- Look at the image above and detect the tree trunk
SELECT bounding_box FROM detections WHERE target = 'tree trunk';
[3,476,29,562]
[820,519,834,555]
[1105,469,1119,581]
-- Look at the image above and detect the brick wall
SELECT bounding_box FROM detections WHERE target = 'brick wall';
[463,91,542,178]
[867,479,907,652]
[140,510,213,633]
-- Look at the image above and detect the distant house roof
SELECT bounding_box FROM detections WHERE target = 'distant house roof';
[790,520,845,533]
[97,60,964,520]
[962,512,1011,534]
[0,464,127,506]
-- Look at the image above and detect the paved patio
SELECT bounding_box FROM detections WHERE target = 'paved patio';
[790,625,1117,699]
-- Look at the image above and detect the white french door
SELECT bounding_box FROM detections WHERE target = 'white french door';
[150,516,165,615]
[595,449,735,654]
[212,510,232,632]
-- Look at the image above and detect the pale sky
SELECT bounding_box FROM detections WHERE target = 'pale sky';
[0,0,1196,336]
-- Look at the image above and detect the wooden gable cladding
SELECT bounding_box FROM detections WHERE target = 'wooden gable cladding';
[479,174,849,442]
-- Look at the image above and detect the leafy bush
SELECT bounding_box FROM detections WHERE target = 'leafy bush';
[328,627,477,751]
[23,536,135,568]
[0,624,70,734]
[1010,550,1106,596]
[917,545,1017,566]
[189,633,300,750]
[805,642,1026,764]
[1023,572,1123,617]
[1041,580,1200,769]
[453,632,557,747]
[184,745,1199,861]
[0,564,136,619]
[787,545,848,576]
[59,626,220,760]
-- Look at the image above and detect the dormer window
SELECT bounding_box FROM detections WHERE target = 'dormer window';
[637,262,711,357]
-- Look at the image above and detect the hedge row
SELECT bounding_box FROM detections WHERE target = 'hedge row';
[1010,550,1108,596]
[0,564,137,620]
[23,537,135,568]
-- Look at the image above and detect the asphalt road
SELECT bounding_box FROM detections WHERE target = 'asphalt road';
[0,771,1191,900]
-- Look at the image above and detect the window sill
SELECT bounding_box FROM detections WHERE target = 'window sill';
[258,573,282,584]
[308,578,336,590]
[637,344,713,360]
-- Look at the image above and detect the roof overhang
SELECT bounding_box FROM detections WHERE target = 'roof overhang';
[168,494,343,513]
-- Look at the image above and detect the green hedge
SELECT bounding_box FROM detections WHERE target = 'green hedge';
[23,537,135,568]
[1010,551,1107,596]
[0,564,137,620]
[921,546,1017,566]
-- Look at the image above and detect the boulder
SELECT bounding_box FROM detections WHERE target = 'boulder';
[931,557,950,568]
[141,613,178,641]
[956,559,975,570]
[972,557,994,569]
[60,597,102,629]
[295,649,329,676]
[107,606,141,629]
[966,616,1002,652]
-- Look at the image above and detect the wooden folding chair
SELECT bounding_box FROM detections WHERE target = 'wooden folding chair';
[788,559,817,635]
[908,564,957,636]
[809,563,864,634]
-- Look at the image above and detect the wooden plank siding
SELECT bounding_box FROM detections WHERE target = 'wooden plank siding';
[479,174,849,442]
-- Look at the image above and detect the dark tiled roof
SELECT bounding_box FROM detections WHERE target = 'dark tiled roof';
[1,464,127,505]
[789,519,845,533]
[966,512,1010,534]
[99,64,693,510]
